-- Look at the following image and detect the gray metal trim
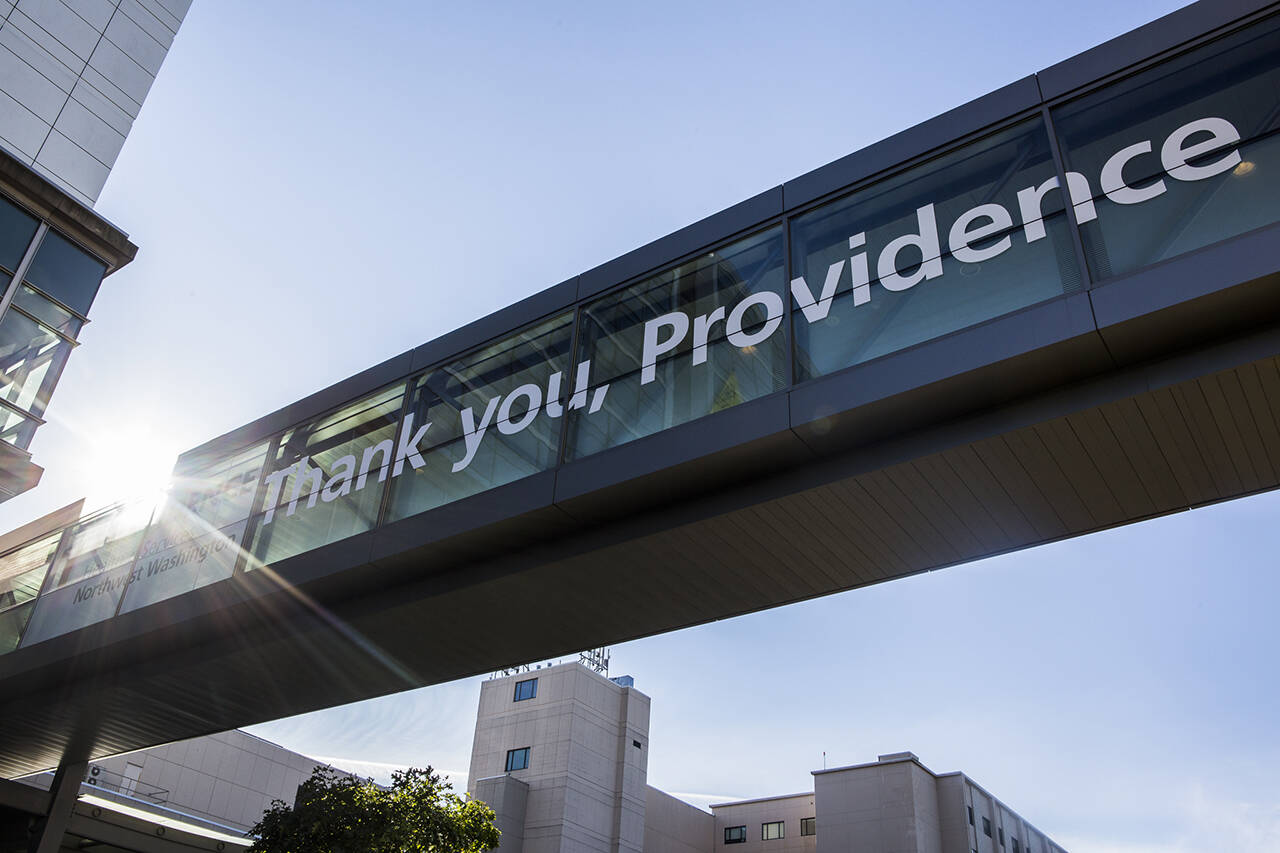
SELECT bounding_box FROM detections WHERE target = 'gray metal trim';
[410,277,579,372]
[576,187,785,300]
[781,77,1043,211]
[1036,0,1279,100]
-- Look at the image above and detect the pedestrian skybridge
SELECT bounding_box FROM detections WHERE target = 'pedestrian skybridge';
[2,0,1279,777]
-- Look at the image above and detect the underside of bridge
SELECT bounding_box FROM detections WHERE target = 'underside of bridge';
[1,0,1279,781]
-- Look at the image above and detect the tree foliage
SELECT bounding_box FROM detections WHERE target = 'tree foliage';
[248,765,500,853]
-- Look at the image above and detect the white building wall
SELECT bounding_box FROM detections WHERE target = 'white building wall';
[0,0,189,205]
[89,728,321,832]
[468,663,651,853]
[643,786,712,853]
[711,792,816,853]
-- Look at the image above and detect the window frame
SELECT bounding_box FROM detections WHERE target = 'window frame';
[762,821,784,841]
[504,746,530,772]
[800,816,816,837]
[513,677,538,702]
[724,825,746,844]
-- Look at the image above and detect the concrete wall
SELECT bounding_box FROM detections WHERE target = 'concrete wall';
[89,728,321,832]
[468,663,651,853]
[474,773,530,853]
[0,0,190,205]
[643,786,711,853]
[711,792,816,853]
[814,757,940,853]
[945,775,1066,853]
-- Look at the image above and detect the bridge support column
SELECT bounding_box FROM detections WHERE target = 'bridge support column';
[27,759,85,853]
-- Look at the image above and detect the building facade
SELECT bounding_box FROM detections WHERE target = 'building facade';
[468,664,1066,853]
[0,0,191,503]
[1,726,342,852]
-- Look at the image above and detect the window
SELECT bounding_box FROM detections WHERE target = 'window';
[983,817,992,837]
[800,817,816,837]
[968,806,974,826]
[385,313,574,523]
[567,227,787,461]
[1013,838,1020,853]
[22,230,106,316]
[513,678,537,701]
[789,116,1078,381]
[633,739,642,749]
[724,826,746,844]
[999,827,1005,845]
[250,384,406,566]
[762,821,784,840]
[505,747,530,772]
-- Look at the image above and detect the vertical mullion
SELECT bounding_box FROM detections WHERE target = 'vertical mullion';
[108,499,162,619]
[782,214,796,387]
[0,223,47,319]
[375,378,417,528]
[1040,105,1096,290]
[234,432,283,576]
[555,303,585,468]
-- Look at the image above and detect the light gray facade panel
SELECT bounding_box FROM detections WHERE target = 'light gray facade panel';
[34,129,108,199]
[0,88,49,158]
[12,0,100,62]
[77,61,140,115]
[57,0,115,32]
[0,20,78,95]
[86,35,154,105]
[51,93,123,165]
[116,0,175,47]
[130,0,180,34]
[3,9,87,75]
[0,37,66,121]
[0,0,179,202]
[103,9,167,76]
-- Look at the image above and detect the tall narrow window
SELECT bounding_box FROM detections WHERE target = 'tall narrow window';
[800,817,816,837]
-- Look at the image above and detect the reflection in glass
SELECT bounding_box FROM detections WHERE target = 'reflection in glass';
[790,118,1078,380]
[1052,14,1280,278]
[250,385,405,565]
[0,533,60,612]
[387,313,574,521]
[13,286,83,338]
[0,195,38,274]
[0,309,72,417]
[567,228,787,459]
[119,442,268,612]
[23,230,106,316]
[0,405,37,449]
[20,502,154,646]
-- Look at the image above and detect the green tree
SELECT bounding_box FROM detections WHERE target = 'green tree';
[248,765,500,853]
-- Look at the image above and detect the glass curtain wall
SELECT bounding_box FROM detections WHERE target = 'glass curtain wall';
[386,313,574,521]
[0,532,59,652]
[0,195,105,451]
[250,385,406,566]
[567,227,787,459]
[120,440,269,612]
[1052,14,1280,278]
[789,117,1081,380]
[19,501,155,645]
[6,13,1280,654]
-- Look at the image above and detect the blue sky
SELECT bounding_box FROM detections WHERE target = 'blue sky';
[2,0,1278,849]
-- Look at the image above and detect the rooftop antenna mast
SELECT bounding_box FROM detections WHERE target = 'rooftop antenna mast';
[579,646,610,676]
